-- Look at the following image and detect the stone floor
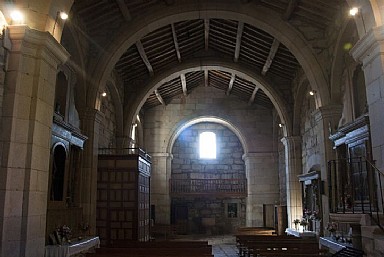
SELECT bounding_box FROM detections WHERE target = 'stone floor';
[175,234,238,257]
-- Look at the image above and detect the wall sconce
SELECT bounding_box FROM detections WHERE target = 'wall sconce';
[10,10,24,24]
[309,90,316,96]
[101,92,107,97]
[349,7,366,33]
[52,11,68,34]
[278,123,284,128]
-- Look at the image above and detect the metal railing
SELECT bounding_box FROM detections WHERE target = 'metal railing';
[170,178,247,197]
[328,157,384,230]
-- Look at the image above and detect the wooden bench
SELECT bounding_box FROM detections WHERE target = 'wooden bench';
[236,227,276,235]
[88,240,213,257]
[235,234,325,257]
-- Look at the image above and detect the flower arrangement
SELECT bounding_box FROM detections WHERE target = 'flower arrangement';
[292,219,300,230]
[57,225,72,238]
[326,222,338,233]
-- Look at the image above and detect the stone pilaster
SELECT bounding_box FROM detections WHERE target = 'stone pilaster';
[151,153,173,224]
[242,152,279,227]
[78,108,103,235]
[351,25,384,174]
[0,26,69,257]
[281,136,302,228]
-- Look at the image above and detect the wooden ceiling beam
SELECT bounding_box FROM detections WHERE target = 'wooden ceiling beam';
[234,21,244,62]
[116,0,132,21]
[155,89,166,105]
[204,19,210,50]
[171,23,181,62]
[181,74,187,96]
[248,86,259,105]
[283,0,299,20]
[136,40,154,76]
[204,70,209,87]
[226,74,236,96]
[262,38,280,76]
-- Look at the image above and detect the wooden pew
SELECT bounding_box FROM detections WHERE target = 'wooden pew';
[236,227,276,235]
[235,234,324,257]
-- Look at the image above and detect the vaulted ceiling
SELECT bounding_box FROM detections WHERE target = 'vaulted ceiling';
[68,0,345,111]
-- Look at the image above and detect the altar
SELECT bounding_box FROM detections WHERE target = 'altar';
[285,228,317,238]
[44,236,100,257]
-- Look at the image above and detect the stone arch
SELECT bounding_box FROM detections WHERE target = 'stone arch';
[166,116,249,156]
[122,57,292,141]
[292,74,311,136]
[89,3,330,117]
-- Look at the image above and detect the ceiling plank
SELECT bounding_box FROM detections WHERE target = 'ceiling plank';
[262,38,280,76]
[248,86,259,105]
[234,21,244,62]
[226,74,236,96]
[116,0,132,21]
[171,23,181,62]
[181,74,187,96]
[283,0,299,20]
[204,70,209,87]
[136,40,154,76]
[204,19,210,50]
[155,89,166,105]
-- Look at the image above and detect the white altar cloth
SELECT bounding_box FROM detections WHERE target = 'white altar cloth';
[45,236,100,257]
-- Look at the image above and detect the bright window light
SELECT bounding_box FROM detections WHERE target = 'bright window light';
[199,132,216,159]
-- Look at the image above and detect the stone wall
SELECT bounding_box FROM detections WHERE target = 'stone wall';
[171,122,246,234]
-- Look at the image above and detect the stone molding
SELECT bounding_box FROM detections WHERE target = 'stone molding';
[242,152,277,161]
[7,25,70,66]
[350,25,384,66]
[151,152,173,159]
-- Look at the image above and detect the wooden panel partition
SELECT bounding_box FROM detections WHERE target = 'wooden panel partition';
[97,149,151,246]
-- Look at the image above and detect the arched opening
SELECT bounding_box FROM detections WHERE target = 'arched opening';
[50,145,67,201]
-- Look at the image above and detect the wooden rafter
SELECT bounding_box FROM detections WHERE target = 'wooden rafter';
[262,38,280,76]
[180,74,187,96]
[283,0,299,20]
[226,74,236,96]
[171,23,181,62]
[204,70,209,87]
[116,0,131,21]
[136,40,154,76]
[234,22,244,62]
[155,89,166,105]
[248,86,259,105]
[204,19,210,50]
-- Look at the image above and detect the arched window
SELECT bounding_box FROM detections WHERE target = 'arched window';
[50,145,66,201]
[199,131,216,159]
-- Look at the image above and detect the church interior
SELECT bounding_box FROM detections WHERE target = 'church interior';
[1,0,384,257]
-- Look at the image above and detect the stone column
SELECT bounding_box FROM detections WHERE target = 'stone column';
[313,105,341,227]
[243,152,279,227]
[281,136,302,228]
[78,108,103,235]
[351,26,384,177]
[0,26,69,257]
[150,153,172,224]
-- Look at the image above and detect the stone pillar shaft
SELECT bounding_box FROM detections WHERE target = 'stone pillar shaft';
[243,152,279,227]
[151,153,172,224]
[0,26,69,257]
[281,136,302,228]
[79,108,103,235]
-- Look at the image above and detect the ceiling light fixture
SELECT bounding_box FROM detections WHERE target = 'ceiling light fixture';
[101,92,107,97]
[309,90,316,96]
[278,123,284,128]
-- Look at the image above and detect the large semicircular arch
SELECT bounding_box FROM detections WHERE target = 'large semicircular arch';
[89,2,330,115]
[123,57,292,138]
